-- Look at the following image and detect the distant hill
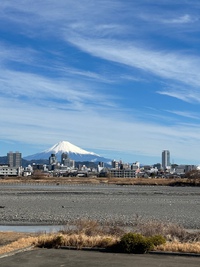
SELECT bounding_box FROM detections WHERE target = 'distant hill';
[0,156,7,165]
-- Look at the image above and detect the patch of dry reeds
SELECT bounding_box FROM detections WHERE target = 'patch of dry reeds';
[0,219,200,255]
[157,241,200,254]
[130,219,200,243]
[61,218,200,244]
[60,218,200,243]
[36,231,200,254]
[60,219,126,237]
[36,233,118,249]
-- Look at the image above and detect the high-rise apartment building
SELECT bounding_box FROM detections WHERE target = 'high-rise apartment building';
[7,151,22,168]
[112,160,119,169]
[61,153,75,168]
[61,153,68,165]
[162,150,170,170]
[49,154,57,165]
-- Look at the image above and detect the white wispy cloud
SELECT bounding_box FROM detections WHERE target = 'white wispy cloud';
[0,69,115,111]
[0,43,39,66]
[166,110,200,120]
[140,13,198,26]
[157,84,200,103]
[0,0,124,37]
[66,36,200,88]
[163,14,195,24]
[0,41,117,109]
[59,67,115,84]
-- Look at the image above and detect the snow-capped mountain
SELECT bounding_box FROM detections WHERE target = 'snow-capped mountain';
[24,141,111,163]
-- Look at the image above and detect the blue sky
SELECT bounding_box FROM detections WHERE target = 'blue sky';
[1,0,200,165]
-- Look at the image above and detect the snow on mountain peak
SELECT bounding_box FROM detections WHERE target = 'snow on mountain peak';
[24,140,111,163]
[45,141,98,156]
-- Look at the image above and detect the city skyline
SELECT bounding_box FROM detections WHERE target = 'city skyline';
[0,142,197,167]
[1,1,200,165]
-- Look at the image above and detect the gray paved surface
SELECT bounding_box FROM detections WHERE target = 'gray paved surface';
[0,249,200,267]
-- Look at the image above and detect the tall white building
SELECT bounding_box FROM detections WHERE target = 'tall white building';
[162,150,170,170]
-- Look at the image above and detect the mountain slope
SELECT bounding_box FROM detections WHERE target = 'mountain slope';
[24,141,111,163]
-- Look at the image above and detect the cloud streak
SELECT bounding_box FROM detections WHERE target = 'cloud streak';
[66,35,200,89]
[163,14,196,24]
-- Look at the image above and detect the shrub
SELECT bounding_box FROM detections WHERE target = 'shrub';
[148,235,166,246]
[118,233,153,254]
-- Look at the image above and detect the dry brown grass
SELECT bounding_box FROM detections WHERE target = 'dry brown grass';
[1,229,200,255]
[0,236,38,255]
[130,220,200,242]
[0,220,199,255]
[36,233,118,249]
[62,218,200,243]
[157,241,200,254]
[0,177,199,186]
[0,232,33,247]
[106,177,173,185]
[59,218,200,244]
[60,219,126,237]
[2,234,200,255]
[36,232,200,254]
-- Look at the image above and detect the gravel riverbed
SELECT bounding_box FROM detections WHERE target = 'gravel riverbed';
[0,184,199,229]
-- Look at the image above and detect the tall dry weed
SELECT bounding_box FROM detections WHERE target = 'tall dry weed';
[60,218,200,243]
[129,219,200,242]
[36,233,117,249]
[60,218,125,237]
[157,241,200,254]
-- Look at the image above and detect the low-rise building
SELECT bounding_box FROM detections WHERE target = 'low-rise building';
[0,164,20,176]
[109,169,136,178]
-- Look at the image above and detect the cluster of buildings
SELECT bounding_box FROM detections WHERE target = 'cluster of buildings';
[0,152,22,176]
[99,150,196,178]
[0,150,197,178]
[25,153,76,177]
[0,152,76,177]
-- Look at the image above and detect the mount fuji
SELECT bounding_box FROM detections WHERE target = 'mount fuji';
[24,141,111,164]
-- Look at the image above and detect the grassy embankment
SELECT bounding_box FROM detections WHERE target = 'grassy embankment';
[0,219,199,255]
